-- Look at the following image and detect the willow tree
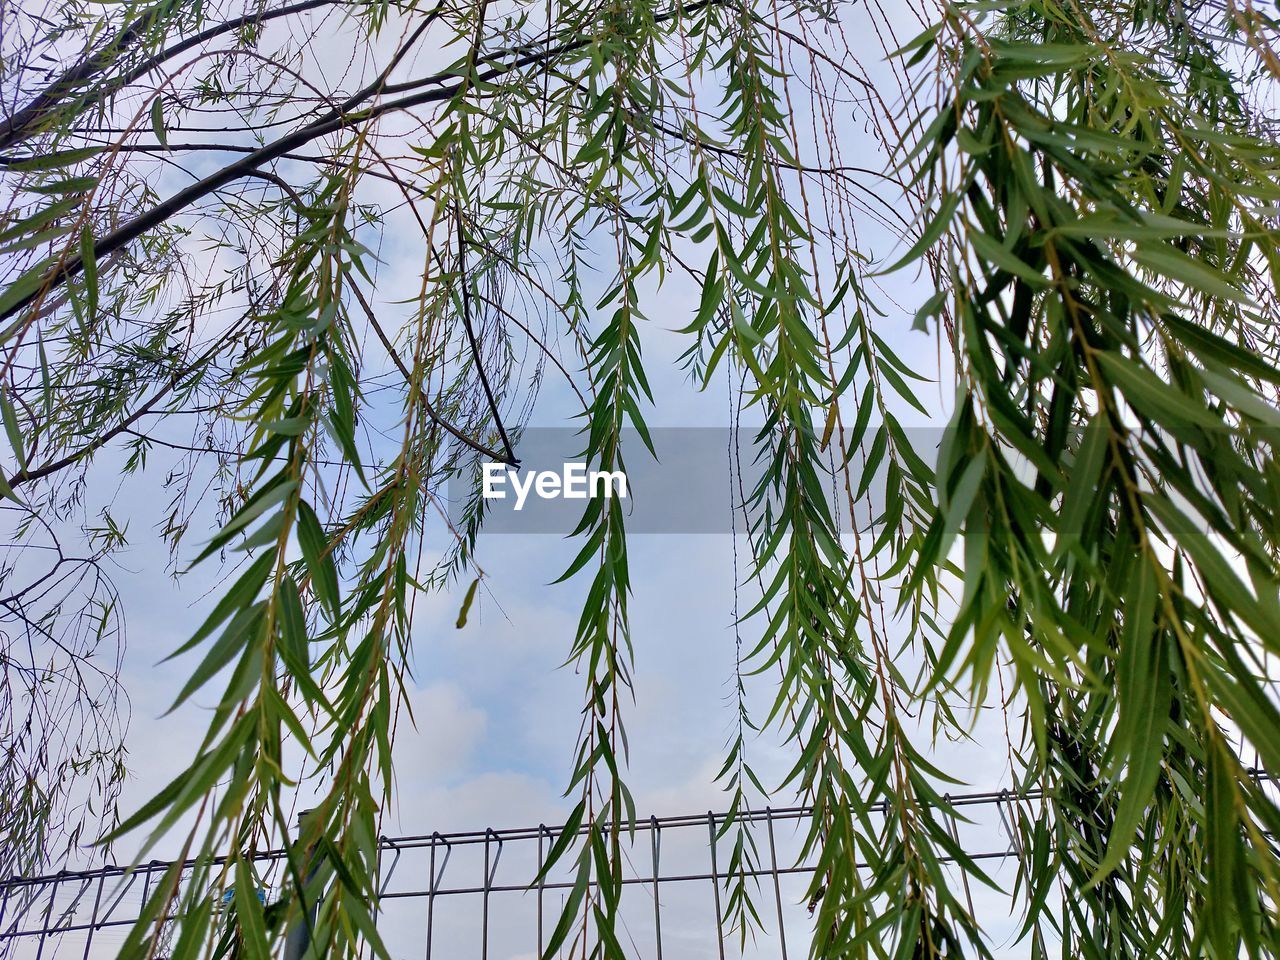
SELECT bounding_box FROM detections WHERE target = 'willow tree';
[2,0,1280,955]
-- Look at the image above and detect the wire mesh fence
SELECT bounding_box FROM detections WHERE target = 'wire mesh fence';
[7,778,1267,960]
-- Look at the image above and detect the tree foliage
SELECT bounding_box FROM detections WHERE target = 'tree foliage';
[2,0,1280,956]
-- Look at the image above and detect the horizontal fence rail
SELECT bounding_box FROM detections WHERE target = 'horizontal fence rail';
[1,775,1274,960]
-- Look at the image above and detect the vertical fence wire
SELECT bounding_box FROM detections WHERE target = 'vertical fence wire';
[423,832,446,960]
[764,807,788,960]
[481,829,502,960]
[537,825,548,958]
[706,812,726,960]
[650,816,663,960]
[33,875,58,960]
[78,875,106,960]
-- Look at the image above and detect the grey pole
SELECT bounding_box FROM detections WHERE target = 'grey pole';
[283,810,318,960]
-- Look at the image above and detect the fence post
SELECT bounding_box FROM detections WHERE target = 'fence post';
[284,810,318,960]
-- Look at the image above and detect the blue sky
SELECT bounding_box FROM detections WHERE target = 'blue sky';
[72,229,1030,956]
[0,3,1045,954]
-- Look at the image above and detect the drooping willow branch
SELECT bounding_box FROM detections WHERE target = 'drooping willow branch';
[0,0,725,327]
[0,0,341,152]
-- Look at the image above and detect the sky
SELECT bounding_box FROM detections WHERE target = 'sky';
[0,1,1043,956]
[69,330,1031,959]
[62,222,1030,958]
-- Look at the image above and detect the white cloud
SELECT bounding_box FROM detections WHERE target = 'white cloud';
[393,681,487,784]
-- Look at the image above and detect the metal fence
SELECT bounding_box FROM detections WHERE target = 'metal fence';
[0,787,1088,960]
